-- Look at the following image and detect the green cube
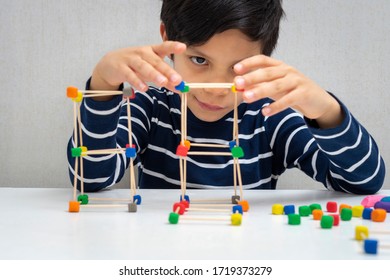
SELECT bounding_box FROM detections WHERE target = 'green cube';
[309,203,322,213]
[77,194,89,205]
[299,205,311,216]
[168,212,179,224]
[182,85,190,93]
[288,214,301,225]
[321,215,334,229]
[71,147,82,157]
[341,208,353,221]
[231,146,244,158]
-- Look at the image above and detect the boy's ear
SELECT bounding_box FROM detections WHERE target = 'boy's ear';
[160,22,168,41]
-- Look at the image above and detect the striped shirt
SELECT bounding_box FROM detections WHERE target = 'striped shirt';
[67,84,385,194]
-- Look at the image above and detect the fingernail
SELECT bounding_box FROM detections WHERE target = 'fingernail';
[234,63,243,72]
[139,82,148,91]
[235,77,245,88]
[170,73,181,83]
[262,107,272,116]
[244,91,254,100]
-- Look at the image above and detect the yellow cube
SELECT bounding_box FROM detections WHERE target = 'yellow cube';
[355,225,369,241]
[352,205,364,218]
[272,204,284,215]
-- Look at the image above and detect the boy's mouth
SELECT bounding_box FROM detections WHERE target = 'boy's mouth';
[196,98,224,111]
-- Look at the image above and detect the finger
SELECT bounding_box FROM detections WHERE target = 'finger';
[242,76,297,103]
[120,65,149,92]
[234,65,289,89]
[165,83,183,94]
[147,42,185,85]
[128,55,172,87]
[152,41,187,58]
[234,55,282,75]
[149,56,183,86]
[261,90,299,117]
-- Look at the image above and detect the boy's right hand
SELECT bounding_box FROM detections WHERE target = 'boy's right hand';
[90,41,186,96]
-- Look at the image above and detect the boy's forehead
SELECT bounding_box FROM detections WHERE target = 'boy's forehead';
[186,30,263,60]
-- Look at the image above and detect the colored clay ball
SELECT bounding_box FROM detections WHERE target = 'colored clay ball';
[128,203,137,212]
[272,204,284,215]
[309,203,322,213]
[312,209,323,220]
[298,205,311,217]
[355,225,369,241]
[288,214,301,225]
[284,205,295,215]
[326,201,338,213]
[340,208,352,221]
[231,213,242,226]
[330,214,340,226]
[320,215,334,229]
[364,239,378,254]
[352,205,364,217]
[77,194,89,205]
[362,208,373,220]
[371,209,387,222]
[168,212,180,224]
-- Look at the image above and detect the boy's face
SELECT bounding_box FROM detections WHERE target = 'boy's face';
[164,28,262,122]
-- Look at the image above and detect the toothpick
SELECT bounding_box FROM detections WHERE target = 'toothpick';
[80,204,130,208]
[89,197,134,202]
[190,143,229,148]
[185,83,233,89]
[81,90,123,98]
[187,152,232,156]
[72,102,79,201]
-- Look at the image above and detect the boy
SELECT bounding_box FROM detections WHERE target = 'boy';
[67,0,385,194]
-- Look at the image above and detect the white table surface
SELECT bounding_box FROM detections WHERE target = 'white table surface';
[0,187,389,260]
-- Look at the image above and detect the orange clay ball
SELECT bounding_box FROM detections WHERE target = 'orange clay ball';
[238,200,250,212]
[66,86,78,98]
[312,209,324,220]
[371,209,387,222]
[339,203,351,213]
[68,201,80,212]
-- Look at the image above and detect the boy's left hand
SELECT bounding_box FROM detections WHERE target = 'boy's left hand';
[234,55,344,129]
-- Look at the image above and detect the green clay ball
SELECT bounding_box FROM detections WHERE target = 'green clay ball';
[340,208,353,221]
[77,194,89,205]
[309,203,322,213]
[288,214,301,225]
[231,147,244,158]
[169,212,179,224]
[71,147,82,157]
[299,206,311,216]
[321,215,334,229]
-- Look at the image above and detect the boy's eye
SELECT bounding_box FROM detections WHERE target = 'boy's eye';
[190,56,207,65]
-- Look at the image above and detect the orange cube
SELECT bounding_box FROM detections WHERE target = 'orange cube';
[371,209,386,222]
[312,209,324,220]
[68,201,80,212]
[67,86,78,98]
[238,200,250,212]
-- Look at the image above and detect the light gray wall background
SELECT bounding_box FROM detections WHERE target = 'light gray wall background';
[0,0,389,190]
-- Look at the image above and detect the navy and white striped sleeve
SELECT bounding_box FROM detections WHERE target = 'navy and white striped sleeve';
[307,102,385,194]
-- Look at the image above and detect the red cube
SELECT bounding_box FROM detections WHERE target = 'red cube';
[326,201,338,213]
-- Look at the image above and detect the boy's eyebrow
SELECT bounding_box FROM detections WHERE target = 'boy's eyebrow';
[186,47,211,59]
[187,46,261,66]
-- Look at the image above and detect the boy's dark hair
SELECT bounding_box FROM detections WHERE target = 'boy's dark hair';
[160,0,284,56]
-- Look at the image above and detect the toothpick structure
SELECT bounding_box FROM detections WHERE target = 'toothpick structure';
[169,81,250,226]
[66,86,141,213]
[66,82,250,223]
